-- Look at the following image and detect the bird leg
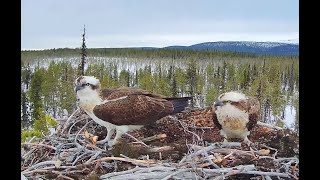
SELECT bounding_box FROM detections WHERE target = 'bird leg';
[243,136,252,146]
[96,128,115,144]
[107,130,125,147]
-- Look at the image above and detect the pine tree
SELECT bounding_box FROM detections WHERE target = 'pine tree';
[29,68,44,123]
[186,59,197,106]
[21,90,29,129]
[21,63,32,89]
[78,25,87,76]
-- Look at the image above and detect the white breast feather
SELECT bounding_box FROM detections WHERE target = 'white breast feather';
[216,104,249,139]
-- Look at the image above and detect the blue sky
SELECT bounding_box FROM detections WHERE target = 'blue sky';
[22,0,299,49]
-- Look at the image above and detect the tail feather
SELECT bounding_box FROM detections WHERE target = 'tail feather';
[165,97,192,113]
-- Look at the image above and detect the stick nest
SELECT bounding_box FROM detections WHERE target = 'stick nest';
[21,108,299,180]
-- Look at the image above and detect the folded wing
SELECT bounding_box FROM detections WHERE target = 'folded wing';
[93,94,175,126]
[246,97,260,131]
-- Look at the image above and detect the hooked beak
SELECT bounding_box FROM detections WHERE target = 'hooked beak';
[214,101,224,107]
[75,85,83,92]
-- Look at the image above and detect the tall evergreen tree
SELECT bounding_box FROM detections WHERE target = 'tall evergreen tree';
[21,90,29,129]
[78,25,87,76]
[29,68,44,123]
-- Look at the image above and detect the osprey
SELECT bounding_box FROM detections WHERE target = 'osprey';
[212,91,260,145]
[74,76,191,147]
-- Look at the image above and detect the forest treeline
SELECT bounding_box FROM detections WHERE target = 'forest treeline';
[21,48,298,63]
[21,48,299,141]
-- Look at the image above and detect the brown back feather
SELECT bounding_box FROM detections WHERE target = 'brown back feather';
[246,97,260,131]
[100,87,166,100]
[93,94,174,126]
[211,106,222,130]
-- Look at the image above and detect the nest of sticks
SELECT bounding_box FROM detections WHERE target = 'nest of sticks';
[21,108,299,180]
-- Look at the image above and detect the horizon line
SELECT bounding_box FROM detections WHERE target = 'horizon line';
[21,38,299,51]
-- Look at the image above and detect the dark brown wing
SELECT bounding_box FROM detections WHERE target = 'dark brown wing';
[100,87,166,100]
[93,94,174,126]
[212,105,222,130]
[246,97,260,131]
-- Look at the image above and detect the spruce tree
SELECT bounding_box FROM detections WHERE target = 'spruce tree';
[78,25,87,76]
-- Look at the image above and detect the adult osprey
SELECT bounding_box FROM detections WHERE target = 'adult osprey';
[74,76,191,147]
[212,91,260,145]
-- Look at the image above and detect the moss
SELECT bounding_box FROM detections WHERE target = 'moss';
[21,130,43,142]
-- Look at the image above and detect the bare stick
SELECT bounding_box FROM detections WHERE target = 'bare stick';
[177,120,201,141]
[89,156,157,167]
[23,169,74,180]
[85,151,102,164]
[125,133,150,148]
[21,173,28,180]
[161,169,190,180]
[257,121,282,130]
[61,108,80,134]
[27,136,37,143]
[72,151,91,166]
[74,120,93,146]
[68,118,86,135]
[238,170,289,177]
[23,161,56,172]
[140,134,167,142]
[22,143,57,151]
[148,146,173,153]
[100,166,141,179]
[180,142,241,165]
[202,150,220,169]
[265,175,272,180]
[275,157,299,162]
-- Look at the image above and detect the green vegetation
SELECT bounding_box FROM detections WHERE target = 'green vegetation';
[21,48,299,139]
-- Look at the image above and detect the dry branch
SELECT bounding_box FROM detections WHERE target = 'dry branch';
[22,142,57,151]
[22,108,299,180]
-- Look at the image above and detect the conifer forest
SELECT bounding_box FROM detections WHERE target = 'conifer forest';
[21,48,299,140]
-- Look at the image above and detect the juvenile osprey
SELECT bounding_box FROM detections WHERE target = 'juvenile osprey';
[212,91,260,145]
[75,76,191,147]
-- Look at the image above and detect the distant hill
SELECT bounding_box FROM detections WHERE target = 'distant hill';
[163,40,299,56]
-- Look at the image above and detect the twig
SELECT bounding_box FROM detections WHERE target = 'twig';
[275,157,299,162]
[72,151,91,166]
[161,169,190,180]
[22,143,57,151]
[68,118,86,135]
[177,120,201,141]
[100,166,141,179]
[89,156,157,167]
[125,133,150,148]
[202,150,220,169]
[23,161,56,172]
[61,108,80,134]
[23,169,74,180]
[257,121,282,130]
[85,151,102,164]
[239,170,289,177]
[148,146,173,153]
[21,173,28,180]
[265,175,272,180]
[140,134,167,142]
[180,142,242,165]
[27,136,37,143]
[74,120,93,146]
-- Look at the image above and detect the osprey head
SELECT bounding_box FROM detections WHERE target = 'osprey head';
[214,91,247,107]
[74,76,101,92]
